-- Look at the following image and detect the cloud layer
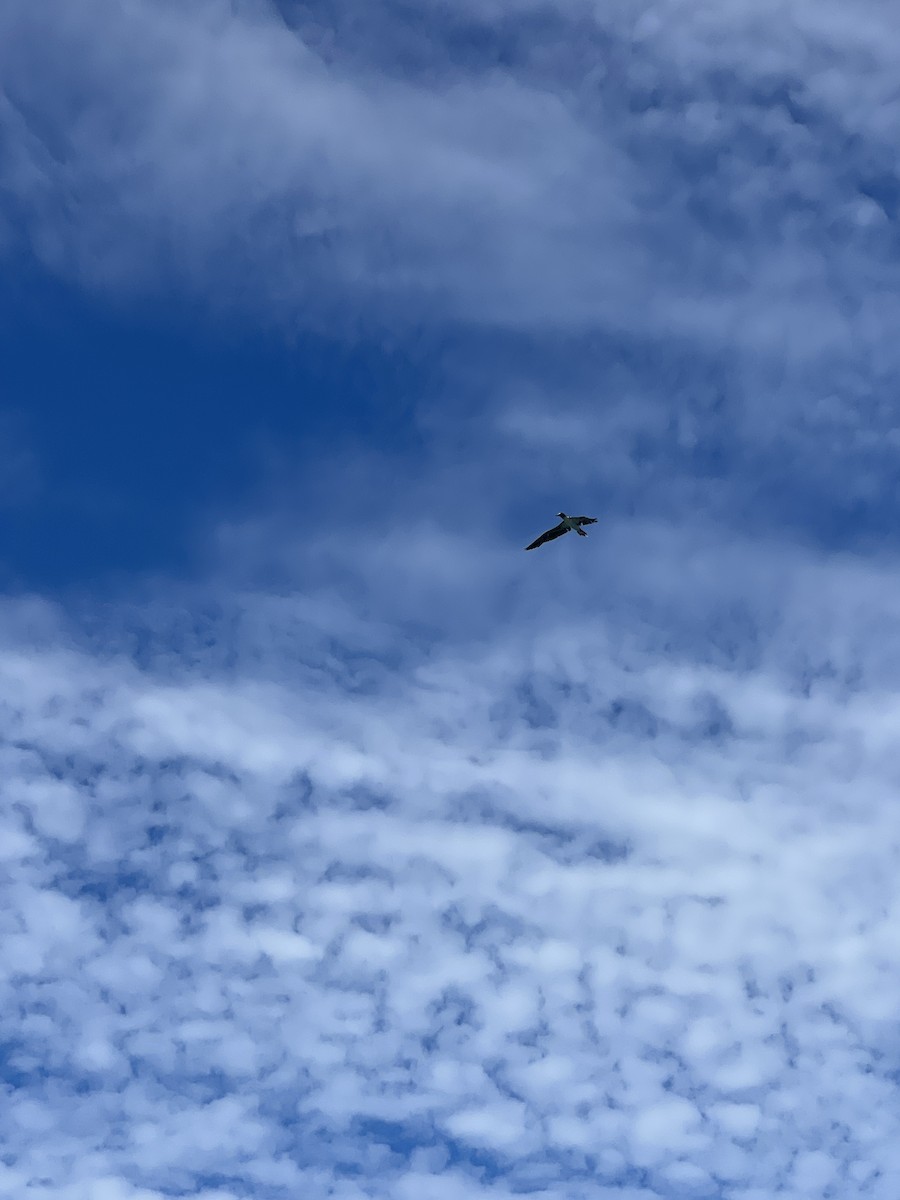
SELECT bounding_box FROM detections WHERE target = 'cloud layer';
[6,0,900,554]
[3,519,900,1197]
[4,0,900,1196]
[3,0,900,343]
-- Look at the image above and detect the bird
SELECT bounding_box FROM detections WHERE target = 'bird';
[525,512,598,550]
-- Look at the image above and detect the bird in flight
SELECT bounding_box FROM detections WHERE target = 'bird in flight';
[525,512,598,550]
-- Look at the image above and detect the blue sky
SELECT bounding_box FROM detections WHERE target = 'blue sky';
[3,1,900,1198]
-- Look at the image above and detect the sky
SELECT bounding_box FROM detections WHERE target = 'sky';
[2,0,900,1197]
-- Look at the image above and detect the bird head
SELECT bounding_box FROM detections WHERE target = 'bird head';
[557,512,566,518]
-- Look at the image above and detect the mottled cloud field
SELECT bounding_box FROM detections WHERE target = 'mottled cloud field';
[3,0,900,1196]
[3,521,900,1198]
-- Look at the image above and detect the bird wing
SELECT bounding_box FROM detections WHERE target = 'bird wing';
[573,516,597,525]
[525,522,569,550]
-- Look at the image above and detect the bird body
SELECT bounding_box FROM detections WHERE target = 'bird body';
[525,512,597,550]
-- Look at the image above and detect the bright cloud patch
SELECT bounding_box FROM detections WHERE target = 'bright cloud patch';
[1,545,899,1198]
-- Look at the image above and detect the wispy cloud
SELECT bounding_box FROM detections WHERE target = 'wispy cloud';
[3,0,899,346]
[7,0,899,560]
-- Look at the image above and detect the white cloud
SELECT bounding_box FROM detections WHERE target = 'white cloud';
[4,1,900,1195]
[1,513,900,1195]
[2,0,900,360]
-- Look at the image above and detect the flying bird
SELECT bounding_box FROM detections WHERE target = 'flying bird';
[525,512,598,551]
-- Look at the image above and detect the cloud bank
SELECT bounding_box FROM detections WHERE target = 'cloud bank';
[3,518,900,1198]
[2,0,899,345]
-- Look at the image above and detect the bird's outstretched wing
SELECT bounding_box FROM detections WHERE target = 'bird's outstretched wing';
[573,516,597,526]
[525,522,568,550]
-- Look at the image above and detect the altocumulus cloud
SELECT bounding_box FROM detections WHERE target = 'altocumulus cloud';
[3,0,900,1197]
[3,519,900,1198]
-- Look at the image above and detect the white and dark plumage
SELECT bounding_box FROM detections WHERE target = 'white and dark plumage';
[525,512,598,551]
